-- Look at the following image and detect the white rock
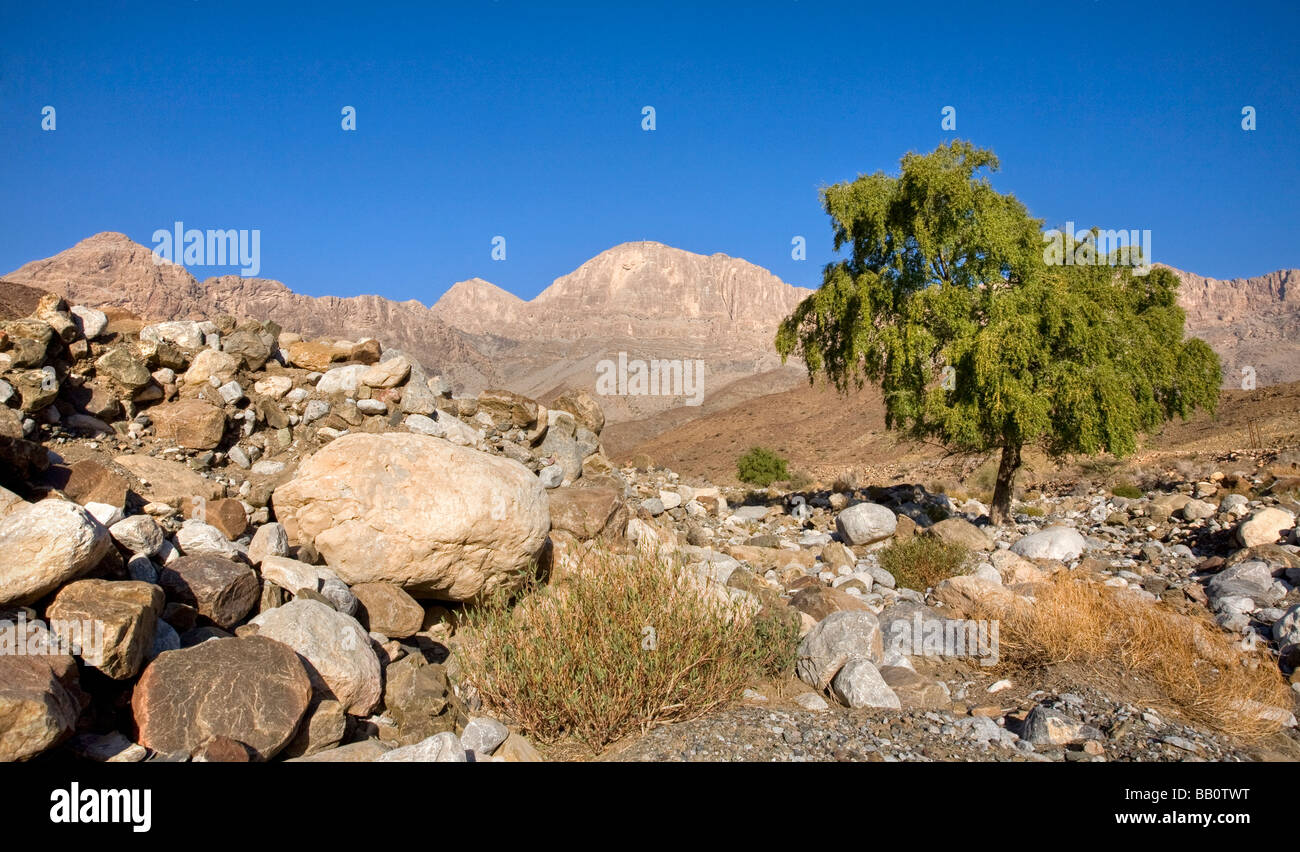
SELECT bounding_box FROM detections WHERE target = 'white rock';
[140,320,204,350]
[85,501,126,528]
[835,503,897,545]
[70,306,108,340]
[0,500,112,605]
[1010,526,1086,561]
[316,365,369,396]
[1237,507,1295,548]
[109,515,165,556]
[374,731,466,762]
[253,376,293,399]
[176,519,244,559]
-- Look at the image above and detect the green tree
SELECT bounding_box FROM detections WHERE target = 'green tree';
[775,141,1219,524]
[737,446,789,487]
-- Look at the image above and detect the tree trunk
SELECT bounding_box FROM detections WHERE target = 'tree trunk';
[990,443,1022,525]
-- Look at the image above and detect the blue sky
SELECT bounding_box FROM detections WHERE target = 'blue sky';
[1,0,1297,303]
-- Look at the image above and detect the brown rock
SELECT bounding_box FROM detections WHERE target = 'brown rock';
[45,579,163,680]
[279,699,346,759]
[477,389,539,429]
[926,517,994,551]
[286,340,344,372]
[114,454,225,505]
[788,585,870,621]
[547,486,628,541]
[132,635,312,760]
[192,735,254,762]
[95,346,152,392]
[349,338,382,365]
[151,399,227,450]
[205,498,248,540]
[0,623,85,761]
[880,666,951,709]
[352,583,424,638]
[550,389,605,435]
[157,555,259,630]
[47,459,131,508]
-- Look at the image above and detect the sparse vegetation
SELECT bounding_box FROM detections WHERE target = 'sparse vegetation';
[1020,505,1046,517]
[457,548,800,751]
[784,468,815,490]
[878,536,970,592]
[1111,482,1143,499]
[976,574,1292,739]
[736,446,789,488]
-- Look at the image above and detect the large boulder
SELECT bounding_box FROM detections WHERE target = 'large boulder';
[0,500,112,606]
[272,433,550,601]
[132,635,313,760]
[1237,508,1296,548]
[834,503,897,546]
[1010,526,1086,561]
[248,599,381,716]
[113,454,225,505]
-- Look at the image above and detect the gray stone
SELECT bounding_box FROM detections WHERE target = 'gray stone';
[830,658,901,709]
[374,731,466,762]
[796,610,884,690]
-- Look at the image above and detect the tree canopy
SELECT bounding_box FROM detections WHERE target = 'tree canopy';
[775,141,1220,522]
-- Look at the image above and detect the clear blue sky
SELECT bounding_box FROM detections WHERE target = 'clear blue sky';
[2,0,1297,303]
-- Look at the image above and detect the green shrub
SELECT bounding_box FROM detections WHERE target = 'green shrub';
[1021,505,1046,517]
[737,446,789,487]
[878,536,970,592]
[456,548,800,751]
[1111,483,1143,499]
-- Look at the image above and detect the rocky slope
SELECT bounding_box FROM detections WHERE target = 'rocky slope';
[3,233,496,395]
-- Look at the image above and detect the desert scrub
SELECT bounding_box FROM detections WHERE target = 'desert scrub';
[967,574,1292,740]
[456,548,800,750]
[737,446,789,487]
[878,536,970,592]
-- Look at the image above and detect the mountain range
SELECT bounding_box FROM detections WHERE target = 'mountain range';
[3,233,1297,453]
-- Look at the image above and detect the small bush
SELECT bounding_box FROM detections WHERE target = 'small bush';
[1021,505,1046,517]
[1111,483,1143,499]
[737,447,789,488]
[878,536,970,592]
[456,548,800,751]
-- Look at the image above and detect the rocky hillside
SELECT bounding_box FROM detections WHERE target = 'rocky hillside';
[3,233,497,395]
[1168,265,1300,388]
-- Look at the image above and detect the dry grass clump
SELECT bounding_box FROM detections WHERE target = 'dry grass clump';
[976,574,1292,739]
[879,536,971,592]
[456,548,800,751]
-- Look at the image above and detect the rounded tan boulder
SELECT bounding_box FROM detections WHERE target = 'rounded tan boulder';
[272,433,550,601]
